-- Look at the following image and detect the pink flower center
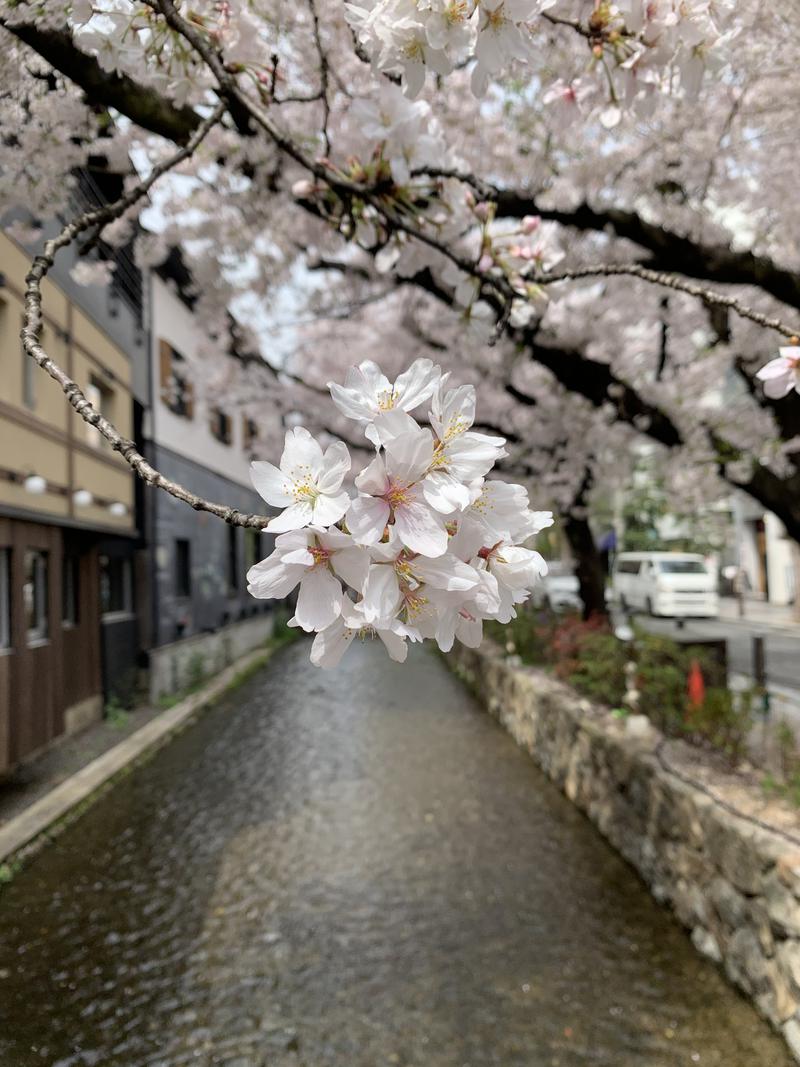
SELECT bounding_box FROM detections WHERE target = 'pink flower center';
[386,482,411,510]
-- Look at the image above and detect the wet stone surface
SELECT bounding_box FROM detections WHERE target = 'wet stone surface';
[0,640,792,1066]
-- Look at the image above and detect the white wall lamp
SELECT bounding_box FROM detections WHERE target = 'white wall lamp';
[73,489,93,508]
[108,501,128,518]
[23,474,47,495]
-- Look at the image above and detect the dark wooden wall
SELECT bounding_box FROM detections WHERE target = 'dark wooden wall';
[0,518,102,774]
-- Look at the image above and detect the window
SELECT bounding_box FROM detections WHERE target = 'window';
[210,408,232,445]
[84,375,114,448]
[243,416,259,456]
[175,539,191,598]
[62,554,79,626]
[100,555,132,616]
[658,559,708,574]
[158,339,194,419]
[616,560,641,575]
[244,528,263,571]
[23,550,49,644]
[0,549,10,650]
[227,525,239,594]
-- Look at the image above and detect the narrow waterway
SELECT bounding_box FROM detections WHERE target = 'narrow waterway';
[0,641,791,1067]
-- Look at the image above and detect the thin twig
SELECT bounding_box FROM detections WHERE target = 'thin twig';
[534,263,800,339]
[307,0,331,156]
[21,104,272,530]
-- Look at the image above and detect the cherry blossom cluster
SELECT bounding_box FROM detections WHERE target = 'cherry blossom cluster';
[246,359,553,668]
[346,0,736,109]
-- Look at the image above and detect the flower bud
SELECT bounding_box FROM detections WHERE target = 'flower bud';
[521,215,540,234]
[292,179,316,199]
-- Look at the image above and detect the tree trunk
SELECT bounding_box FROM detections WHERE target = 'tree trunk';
[562,510,609,621]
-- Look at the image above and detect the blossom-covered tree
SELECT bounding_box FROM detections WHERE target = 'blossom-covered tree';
[5,0,800,616]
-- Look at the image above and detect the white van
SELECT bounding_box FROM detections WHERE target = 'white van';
[611,552,718,618]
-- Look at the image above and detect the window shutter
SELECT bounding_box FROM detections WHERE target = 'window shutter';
[183,379,194,419]
[158,339,172,401]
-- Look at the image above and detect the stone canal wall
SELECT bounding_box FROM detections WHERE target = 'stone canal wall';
[449,641,800,1063]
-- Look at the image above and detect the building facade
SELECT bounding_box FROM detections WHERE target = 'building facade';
[732,493,797,607]
[0,227,143,773]
[144,262,271,658]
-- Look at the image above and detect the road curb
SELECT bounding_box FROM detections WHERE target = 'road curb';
[0,644,277,869]
[717,615,800,638]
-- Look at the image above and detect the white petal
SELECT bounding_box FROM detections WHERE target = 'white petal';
[384,428,435,485]
[762,374,793,399]
[281,426,324,478]
[362,564,403,622]
[347,496,391,545]
[456,615,483,648]
[310,617,356,669]
[317,441,351,493]
[280,547,315,567]
[435,610,457,653]
[413,554,479,591]
[369,409,420,447]
[355,453,390,495]
[756,357,790,381]
[423,470,472,514]
[246,558,304,599]
[331,546,371,593]
[394,499,448,557]
[377,627,408,662]
[295,567,343,632]
[311,491,351,527]
[250,461,293,506]
[394,357,440,412]
[328,381,374,422]
[267,501,314,532]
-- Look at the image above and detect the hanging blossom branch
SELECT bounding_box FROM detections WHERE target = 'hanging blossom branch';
[21,101,271,531]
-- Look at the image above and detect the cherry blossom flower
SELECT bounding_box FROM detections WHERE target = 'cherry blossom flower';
[458,479,553,548]
[310,603,410,668]
[250,427,351,532]
[329,358,440,444]
[424,381,507,512]
[756,349,800,400]
[348,426,449,556]
[247,527,369,632]
[361,529,480,622]
[479,541,548,623]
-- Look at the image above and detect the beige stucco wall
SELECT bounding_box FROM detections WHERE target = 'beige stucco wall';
[0,232,134,532]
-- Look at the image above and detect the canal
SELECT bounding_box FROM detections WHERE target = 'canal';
[0,640,791,1066]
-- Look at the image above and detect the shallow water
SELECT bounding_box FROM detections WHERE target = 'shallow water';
[0,640,790,1066]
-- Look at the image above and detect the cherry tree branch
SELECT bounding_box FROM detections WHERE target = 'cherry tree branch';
[1,16,203,144]
[534,263,800,340]
[20,103,274,530]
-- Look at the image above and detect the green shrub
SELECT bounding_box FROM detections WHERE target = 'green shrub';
[685,686,757,765]
[564,631,627,707]
[489,606,753,767]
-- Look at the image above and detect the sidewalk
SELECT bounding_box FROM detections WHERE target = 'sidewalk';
[0,643,278,868]
[719,596,799,634]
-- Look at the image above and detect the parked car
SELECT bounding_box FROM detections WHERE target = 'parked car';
[611,552,718,618]
[533,561,583,613]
